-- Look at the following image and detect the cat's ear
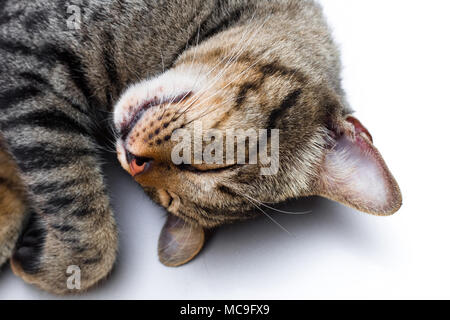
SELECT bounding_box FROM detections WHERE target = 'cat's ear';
[158,214,205,267]
[316,115,402,215]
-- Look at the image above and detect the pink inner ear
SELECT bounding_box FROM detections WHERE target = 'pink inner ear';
[319,117,402,215]
[346,116,373,142]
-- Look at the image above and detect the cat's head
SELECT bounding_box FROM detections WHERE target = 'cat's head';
[113,15,401,266]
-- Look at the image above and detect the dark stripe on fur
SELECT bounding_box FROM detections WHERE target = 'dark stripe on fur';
[50,46,101,109]
[46,195,76,211]
[0,1,8,16]
[235,82,258,108]
[0,9,23,26]
[196,203,255,224]
[18,72,89,116]
[0,86,41,110]
[178,1,214,60]
[60,237,80,244]
[0,39,40,60]
[82,256,102,265]
[30,178,85,196]
[102,30,120,107]
[50,224,76,232]
[259,62,295,78]
[198,7,245,46]
[1,109,90,136]
[73,188,109,217]
[24,9,49,32]
[217,184,240,197]
[181,2,249,61]
[42,190,107,218]
[268,89,302,129]
[0,40,101,109]
[11,144,95,172]
[197,206,228,223]
[70,207,93,217]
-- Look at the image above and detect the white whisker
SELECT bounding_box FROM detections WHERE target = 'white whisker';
[244,195,294,237]
[174,14,270,119]
[243,194,312,216]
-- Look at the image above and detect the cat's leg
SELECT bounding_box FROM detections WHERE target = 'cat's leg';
[0,91,118,295]
[9,137,118,294]
[6,132,118,294]
[0,144,27,268]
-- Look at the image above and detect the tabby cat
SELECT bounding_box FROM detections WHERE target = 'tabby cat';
[0,0,402,294]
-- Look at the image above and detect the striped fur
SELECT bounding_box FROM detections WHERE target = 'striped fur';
[0,0,400,294]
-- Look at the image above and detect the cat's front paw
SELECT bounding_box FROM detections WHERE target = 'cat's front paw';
[11,212,118,295]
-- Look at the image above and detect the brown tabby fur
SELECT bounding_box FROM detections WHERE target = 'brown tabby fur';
[0,0,401,294]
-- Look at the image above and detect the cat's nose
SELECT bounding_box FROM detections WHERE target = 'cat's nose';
[125,151,153,177]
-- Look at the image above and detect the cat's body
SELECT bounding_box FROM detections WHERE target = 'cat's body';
[0,0,401,294]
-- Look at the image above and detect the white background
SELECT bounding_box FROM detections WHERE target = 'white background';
[1,0,449,299]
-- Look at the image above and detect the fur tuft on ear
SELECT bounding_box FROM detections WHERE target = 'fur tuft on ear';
[317,116,402,216]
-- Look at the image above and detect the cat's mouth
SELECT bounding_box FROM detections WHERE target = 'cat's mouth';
[119,92,192,141]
